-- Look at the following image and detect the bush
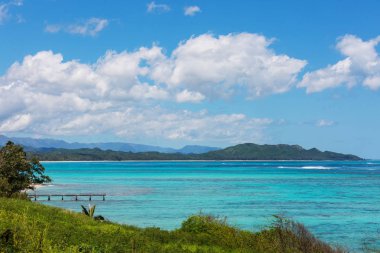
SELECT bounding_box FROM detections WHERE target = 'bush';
[181,214,227,234]
[263,215,348,253]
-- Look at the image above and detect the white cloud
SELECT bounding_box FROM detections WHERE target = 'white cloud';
[0,4,8,23]
[44,24,61,33]
[299,58,355,93]
[364,75,380,90]
[316,119,335,127]
[184,6,201,16]
[68,18,108,36]
[147,1,170,13]
[151,33,306,98]
[129,84,169,100]
[0,0,22,24]
[176,90,205,103]
[299,35,380,92]
[0,32,306,143]
[45,18,109,36]
[5,33,304,102]
[0,114,31,132]
[54,108,273,145]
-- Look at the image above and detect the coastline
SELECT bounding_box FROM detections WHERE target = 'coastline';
[29,183,53,190]
[40,159,369,162]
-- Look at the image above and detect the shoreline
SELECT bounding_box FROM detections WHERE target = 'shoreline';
[29,183,53,190]
[40,159,370,162]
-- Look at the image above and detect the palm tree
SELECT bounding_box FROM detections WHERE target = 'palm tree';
[81,204,104,221]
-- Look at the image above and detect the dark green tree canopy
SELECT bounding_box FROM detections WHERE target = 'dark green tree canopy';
[0,141,51,197]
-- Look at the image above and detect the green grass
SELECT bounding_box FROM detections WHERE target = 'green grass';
[0,198,347,253]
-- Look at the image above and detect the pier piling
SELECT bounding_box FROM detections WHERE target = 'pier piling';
[28,194,106,202]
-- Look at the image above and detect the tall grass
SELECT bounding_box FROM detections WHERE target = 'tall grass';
[0,198,347,253]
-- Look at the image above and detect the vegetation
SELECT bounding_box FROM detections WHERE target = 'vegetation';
[0,197,347,253]
[81,204,105,221]
[0,141,51,197]
[27,143,362,161]
[199,143,362,160]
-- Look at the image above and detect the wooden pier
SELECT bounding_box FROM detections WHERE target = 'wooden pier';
[29,194,106,201]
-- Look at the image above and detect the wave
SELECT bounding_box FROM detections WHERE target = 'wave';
[277,166,295,169]
[277,165,333,170]
[301,166,333,170]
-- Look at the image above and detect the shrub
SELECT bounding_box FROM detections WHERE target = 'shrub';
[267,215,348,253]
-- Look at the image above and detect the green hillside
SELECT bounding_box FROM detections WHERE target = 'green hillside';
[0,198,345,253]
[27,143,362,161]
[200,143,362,160]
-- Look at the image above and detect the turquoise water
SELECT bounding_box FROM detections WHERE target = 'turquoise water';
[32,161,380,251]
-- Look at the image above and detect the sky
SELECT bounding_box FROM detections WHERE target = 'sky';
[0,0,380,158]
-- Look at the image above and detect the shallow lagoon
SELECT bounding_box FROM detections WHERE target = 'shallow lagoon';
[33,160,380,252]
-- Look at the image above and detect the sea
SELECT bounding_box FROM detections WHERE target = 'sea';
[31,160,380,252]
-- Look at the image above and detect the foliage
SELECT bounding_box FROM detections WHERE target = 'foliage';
[81,204,105,221]
[267,215,348,253]
[0,198,347,252]
[0,141,51,197]
[202,143,361,160]
[181,214,227,233]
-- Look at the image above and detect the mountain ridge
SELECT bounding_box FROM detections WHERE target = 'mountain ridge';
[0,135,220,154]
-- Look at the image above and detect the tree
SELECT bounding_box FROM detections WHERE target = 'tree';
[0,141,51,197]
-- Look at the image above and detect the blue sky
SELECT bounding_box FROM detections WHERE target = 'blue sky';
[1,0,380,158]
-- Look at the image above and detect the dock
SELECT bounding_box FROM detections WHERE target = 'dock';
[29,194,106,201]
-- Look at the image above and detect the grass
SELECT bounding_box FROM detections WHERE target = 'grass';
[0,197,347,253]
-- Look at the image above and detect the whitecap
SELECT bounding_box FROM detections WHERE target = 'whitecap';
[301,166,333,170]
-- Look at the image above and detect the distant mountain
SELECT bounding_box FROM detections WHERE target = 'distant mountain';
[177,145,220,154]
[0,135,219,154]
[26,142,362,161]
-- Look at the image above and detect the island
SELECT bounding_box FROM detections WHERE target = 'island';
[27,143,362,161]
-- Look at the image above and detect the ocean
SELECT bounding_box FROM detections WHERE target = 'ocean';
[32,160,380,252]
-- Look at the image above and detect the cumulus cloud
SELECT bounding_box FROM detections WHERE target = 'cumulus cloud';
[0,32,306,143]
[1,49,168,100]
[0,114,31,132]
[299,35,380,92]
[45,18,109,36]
[184,6,201,16]
[176,90,205,103]
[51,108,273,144]
[4,33,304,102]
[147,1,170,13]
[151,33,306,98]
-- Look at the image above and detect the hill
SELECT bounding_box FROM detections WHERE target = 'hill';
[27,143,362,161]
[199,143,362,160]
[0,197,345,252]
